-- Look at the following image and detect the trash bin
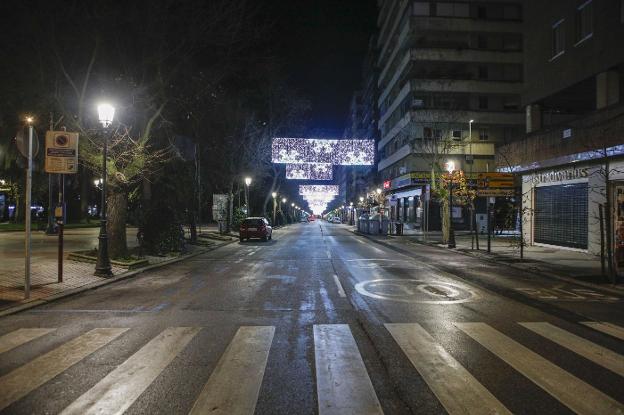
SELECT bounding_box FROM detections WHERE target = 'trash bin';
[369,219,379,234]
[380,218,389,235]
[395,222,403,235]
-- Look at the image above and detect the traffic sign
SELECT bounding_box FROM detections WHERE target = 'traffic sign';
[477,172,515,189]
[16,128,39,158]
[477,188,516,197]
[45,131,79,174]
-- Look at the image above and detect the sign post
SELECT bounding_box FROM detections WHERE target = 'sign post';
[45,131,79,284]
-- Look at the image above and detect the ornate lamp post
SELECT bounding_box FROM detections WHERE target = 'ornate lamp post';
[447,160,456,248]
[244,177,252,216]
[272,192,277,225]
[94,103,115,277]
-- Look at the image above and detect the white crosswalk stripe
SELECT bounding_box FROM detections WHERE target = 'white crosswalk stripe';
[520,322,624,377]
[386,323,511,415]
[0,328,55,354]
[581,321,624,341]
[61,326,200,415]
[1,321,623,414]
[0,328,128,411]
[314,324,384,415]
[456,322,624,415]
[189,326,275,415]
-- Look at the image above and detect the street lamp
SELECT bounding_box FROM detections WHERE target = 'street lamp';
[94,103,115,277]
[447,160,456,248]
[272,192,277,225]
[244,177,252,216]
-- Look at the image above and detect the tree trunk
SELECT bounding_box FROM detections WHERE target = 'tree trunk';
[107,190,128,258]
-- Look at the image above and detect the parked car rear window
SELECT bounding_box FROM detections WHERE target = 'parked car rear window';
[243,219,264,226]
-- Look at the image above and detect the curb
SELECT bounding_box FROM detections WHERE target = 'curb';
[351,229,624,297]
[0,239,237,318]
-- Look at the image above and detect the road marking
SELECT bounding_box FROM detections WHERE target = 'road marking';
[581,322,624,341]
[456,322,624,415]
[386,323,510,415]
[61,327,200,415]
[520,322,624,377]
[0,328,56,354]
[332,274,346,297]
[0,328,127,411]
[325,248,332,259]
[189,326,274,415]
[314,324,383,415]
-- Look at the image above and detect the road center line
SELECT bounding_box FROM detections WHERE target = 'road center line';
[386,323,511,415]
[0,328,128,411]
[314,324,384,415]
[332,274,346,297]
[189,326,275,415]
[61,327,200,415]
[456,322,624,415]
[0,328,56,354]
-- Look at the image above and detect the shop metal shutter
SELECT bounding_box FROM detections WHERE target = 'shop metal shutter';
[534,183,588,249]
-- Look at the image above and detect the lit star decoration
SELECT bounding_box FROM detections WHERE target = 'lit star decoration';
[272,138,374,166]
[285,163,333,180]
[299,185,340,215]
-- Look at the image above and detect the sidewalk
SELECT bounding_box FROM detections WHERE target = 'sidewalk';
[0,225,237,314]
[351,226,623,292]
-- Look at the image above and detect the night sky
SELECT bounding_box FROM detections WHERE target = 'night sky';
[268,0,377,133]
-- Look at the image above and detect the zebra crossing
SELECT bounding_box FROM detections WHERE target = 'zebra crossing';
[0,321,623,414]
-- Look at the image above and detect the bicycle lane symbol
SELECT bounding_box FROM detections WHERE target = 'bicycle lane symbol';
[354,279,478,304]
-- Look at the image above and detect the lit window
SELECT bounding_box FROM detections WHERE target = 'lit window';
[452,130,462,140]
[575,0,593,44]
[552,19,565,58]
[479,129,489,141]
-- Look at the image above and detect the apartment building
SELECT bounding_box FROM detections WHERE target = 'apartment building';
[375,0,524,230]
[496,0,624,267]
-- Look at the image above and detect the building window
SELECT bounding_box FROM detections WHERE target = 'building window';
[478,65,488,79]
[503,5,521,20]
[575,0,593,44]
[478,6,487,19]
[412,2,430,16]
[479,96,489,109]
[436,3,469,18]
[452,130,462,140]
[551,19,565,59]
[477,35,488,49]
[479,129,489,141]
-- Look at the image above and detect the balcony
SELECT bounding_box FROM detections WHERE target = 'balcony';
[378,144,411,172]
[410,79,521,95]
[410,48,522,64]
[410,16,522,34]
[410,108,524,125]
[496,104,624,171]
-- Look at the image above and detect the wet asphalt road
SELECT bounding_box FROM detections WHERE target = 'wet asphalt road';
[1,221,624,414]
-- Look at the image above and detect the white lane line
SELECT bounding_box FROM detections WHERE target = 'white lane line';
[61,327,200,415]
[456,322,624,415]
[581,322,624,341]
[314,324,384,415]
[386,323,510,415]
[332,274,346,298]
[520,322,624,377]
[325,249,332,259]
[0,328,128,411]
[0,328,56,354]
[189,326,275,415]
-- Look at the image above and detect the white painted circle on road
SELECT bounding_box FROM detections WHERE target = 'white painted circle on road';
[355,279,478,304]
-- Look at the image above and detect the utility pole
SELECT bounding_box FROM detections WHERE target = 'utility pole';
[24,117,34,299]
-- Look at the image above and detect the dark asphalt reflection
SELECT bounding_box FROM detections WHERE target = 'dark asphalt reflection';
[0,222,623,414]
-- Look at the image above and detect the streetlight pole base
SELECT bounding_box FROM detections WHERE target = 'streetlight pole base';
[448,228,456,248]
[94,219,113,277]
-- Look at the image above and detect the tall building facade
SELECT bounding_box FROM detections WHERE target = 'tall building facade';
[375,0,524,230]
[496,0,624,264]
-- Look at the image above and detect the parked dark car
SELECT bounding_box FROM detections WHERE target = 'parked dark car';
[239,217,272,242]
